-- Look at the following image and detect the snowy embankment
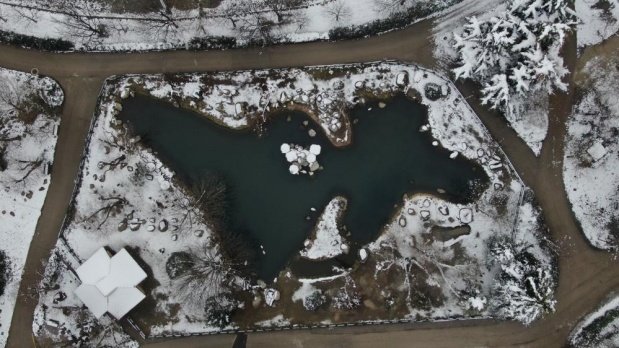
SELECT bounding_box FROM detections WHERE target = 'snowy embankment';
[564,56,619,250]
[432,0,556,156]
[0,0,453,52]
[576,0,619,48]
[301,196,348,260]
[570,293,619,347]
[0,68,62,348]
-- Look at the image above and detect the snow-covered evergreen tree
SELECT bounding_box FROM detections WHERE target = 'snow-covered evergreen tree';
[489,240,556,325]
[453,0,576,114]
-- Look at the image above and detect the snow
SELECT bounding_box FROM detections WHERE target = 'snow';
[282,143,322,176]
[301,196,348,260]
[0,0,451,52]
[0,68,62,347]
[576,0,619,48]
[564,56,619,249]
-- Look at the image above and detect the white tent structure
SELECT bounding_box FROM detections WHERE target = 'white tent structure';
[74,247,147,320]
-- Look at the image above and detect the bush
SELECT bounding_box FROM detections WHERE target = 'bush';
[328,1,461,41]
[0,29,74,51]
[204,293,240,328]
[188,36,237,51]
[165,251,194,279]
[0,250,10,297]
[332,289,361,310]
[303,290,326,311]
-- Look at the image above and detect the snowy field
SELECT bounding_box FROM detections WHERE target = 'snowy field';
[34,62,556,343]
[0,0,455,51]
[564,55,619,250]
[570,293,619,347]
[0,68,62,348]
[576,0,619,48]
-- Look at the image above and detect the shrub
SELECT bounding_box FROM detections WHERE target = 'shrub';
[188,36,237,51]
[303,290,326,311]
[165,251,194,279]
[0,250,10,297]
[328,1,461,41]
[204,293,240,328]
[0,29,74,51]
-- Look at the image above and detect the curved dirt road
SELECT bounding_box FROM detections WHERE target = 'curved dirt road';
[1,16,616,348]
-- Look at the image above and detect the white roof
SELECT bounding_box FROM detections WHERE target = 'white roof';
[74,247,147,320]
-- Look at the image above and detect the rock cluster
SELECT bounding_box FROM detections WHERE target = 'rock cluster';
[281,143,322,176]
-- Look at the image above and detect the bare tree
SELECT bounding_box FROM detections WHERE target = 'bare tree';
[83,195,129,229]
[262,0,305,24]
[323,0,352,23]
[11,6,40,23]
[135,0,180,42]
[0,78,33,119]
[171,241,233,308]
[217,0,256,28]
[373,0,414,15]
[237,13,278,46]
[53,2,109,44]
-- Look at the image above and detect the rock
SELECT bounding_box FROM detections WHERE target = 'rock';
[159,219,168,232]
[359,248,368,263]
[477,148,486,158]
[437,188,446,194]
[194,230,204,237]
[117,221,128,232]
[149,217,156,223]
[408,208,416,215]
[494,183,504,191]
[303,120,309,126]
[171,234,178,241]
[378,102,386,108]
[459,208,473,224]
[309,161,320,172]
[309,144,321,155]
[308,129,317,137]
[265,288,280,307]
[340,243,349,253]
[438,206,449,215]
[399,216,407,227]
[420,210,431,221]
[120,89,130,99]
[146,225,156,232]
[422,199,431,208]
[432,141,439,146]
[304,239,312,248]
[252,295,262,308]
[289,164,300,175]
[257,279,267,289]
[450,151,459,159]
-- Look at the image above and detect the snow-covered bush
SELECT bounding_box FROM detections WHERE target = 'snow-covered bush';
[453,0,576,115]
[489,239,556,325]
[165,251,194,279]
[332,288,361,310]
[204,293,240,329]
[0,250,10,297]
[303,290,327,311]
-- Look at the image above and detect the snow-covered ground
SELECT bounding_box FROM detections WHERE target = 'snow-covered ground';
[564,55,619,250]
[570,293,619,347]
[0,68,62,348]
[0,0,454,51]
[576,0,619,48]
[35,61,555,341]
[300,196,348,260]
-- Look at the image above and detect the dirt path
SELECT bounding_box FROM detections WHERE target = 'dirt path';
[1,17,617,348]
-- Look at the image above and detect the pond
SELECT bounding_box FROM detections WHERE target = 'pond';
[118,94,487,281]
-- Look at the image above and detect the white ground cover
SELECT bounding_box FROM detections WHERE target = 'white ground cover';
[431,0,549,156]
[0,0,451,51]
[0,68,62,348]
[576,0,619,48]
[570,293,619,347]
[34,61,555,340]
[564,56,619,250]
[300,196,348,260]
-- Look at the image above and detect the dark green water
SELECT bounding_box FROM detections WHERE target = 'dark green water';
[118,95,487,280]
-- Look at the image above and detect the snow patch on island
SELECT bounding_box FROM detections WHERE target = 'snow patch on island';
[301,196,348,260]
